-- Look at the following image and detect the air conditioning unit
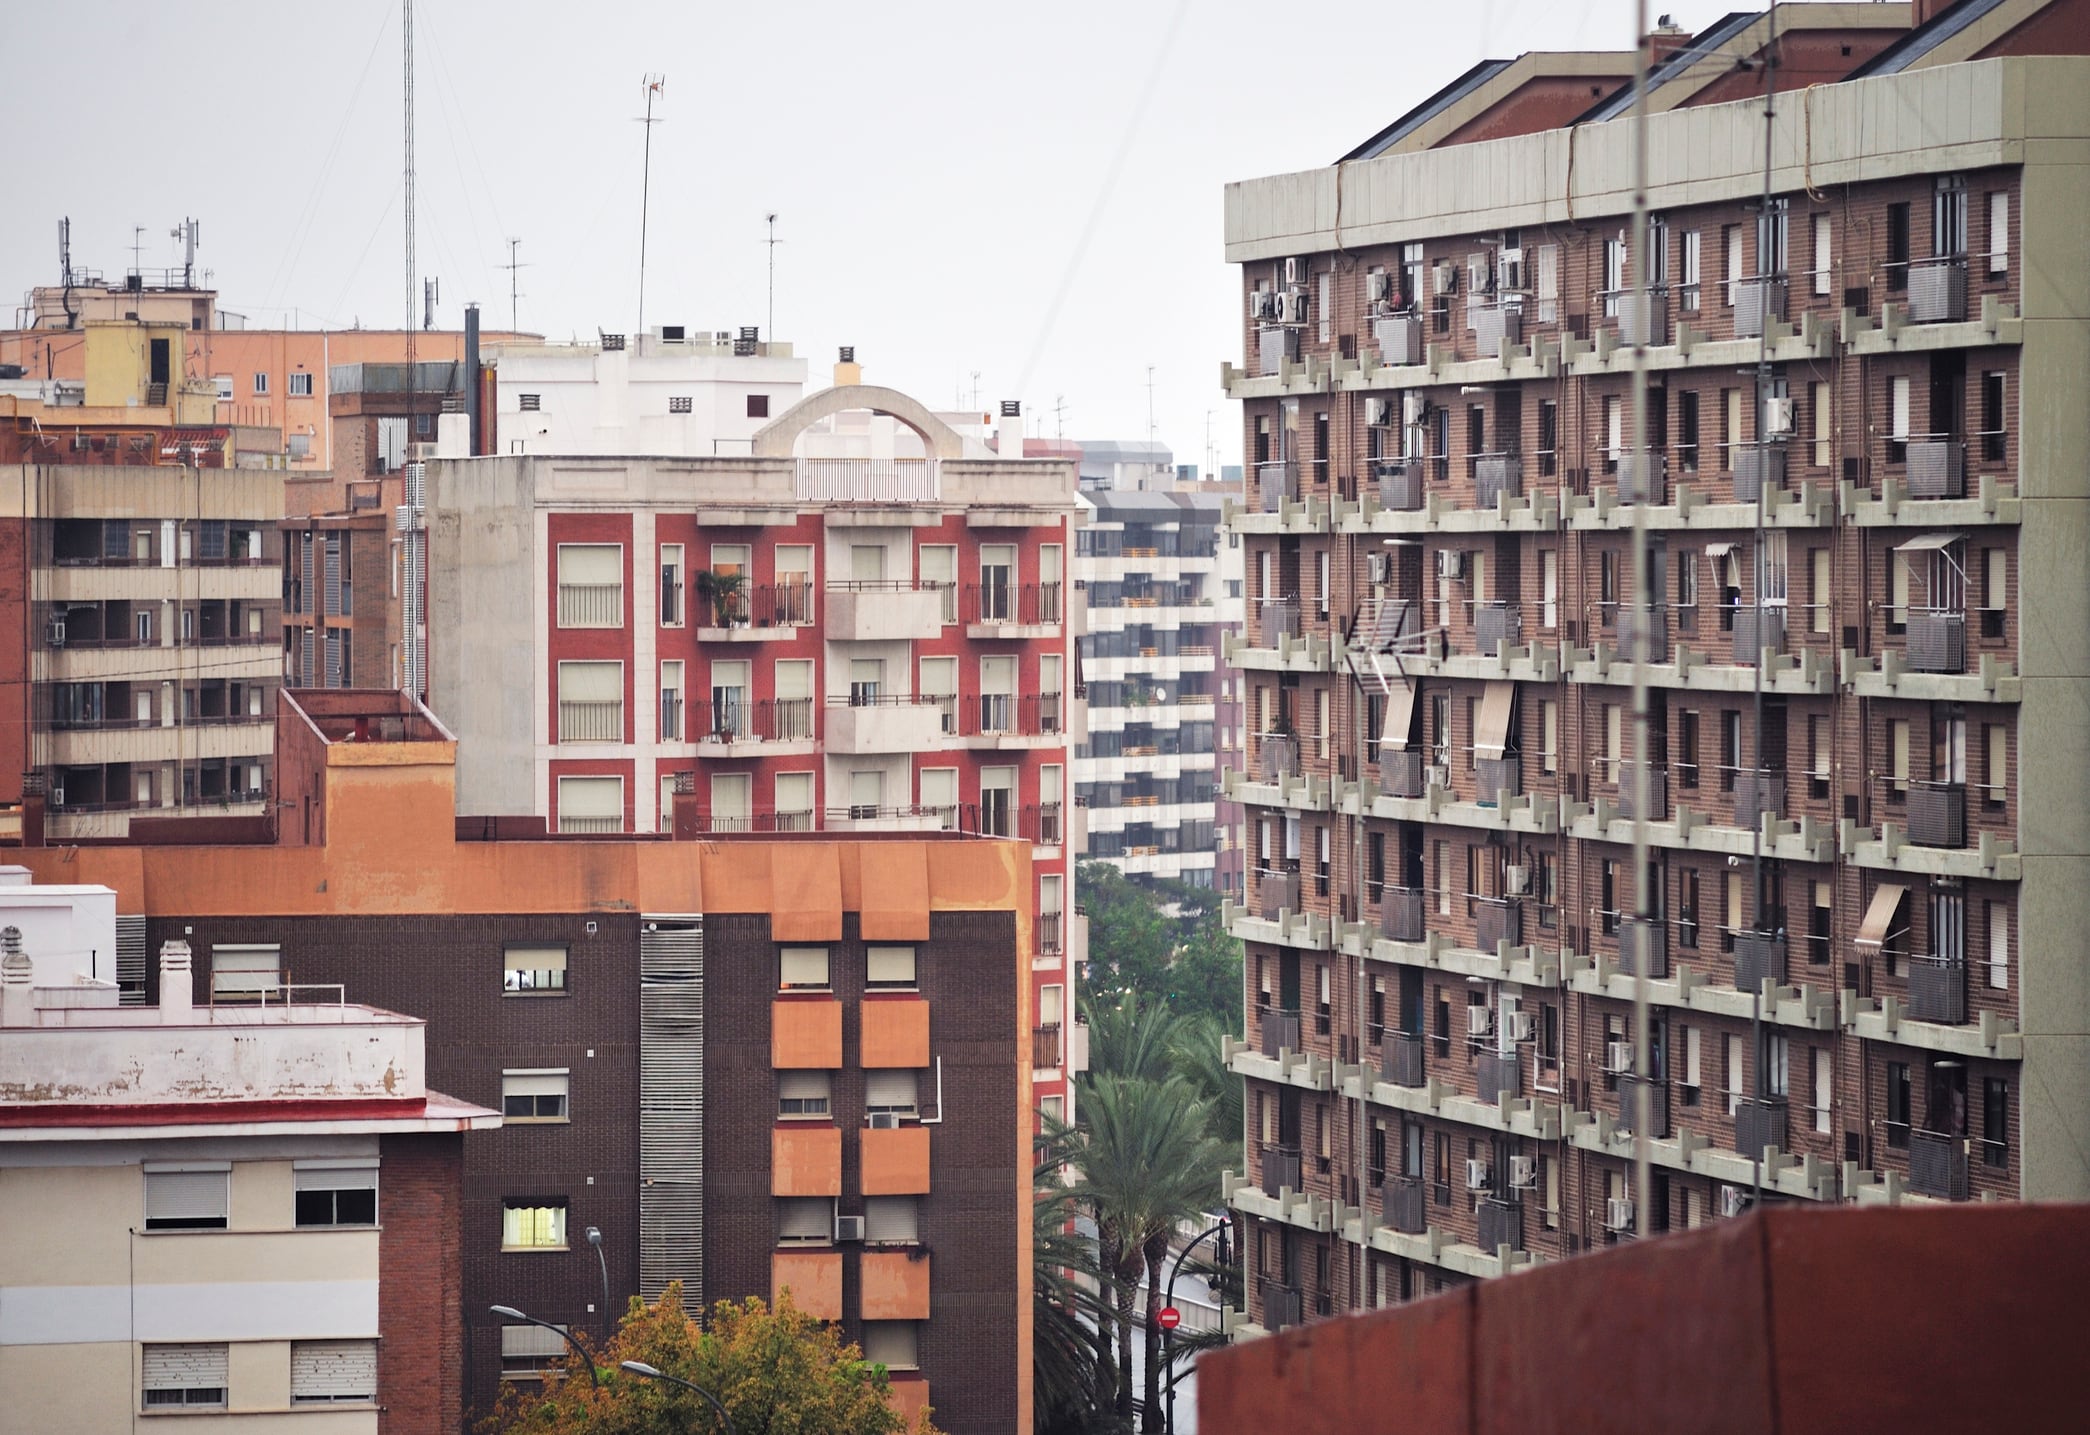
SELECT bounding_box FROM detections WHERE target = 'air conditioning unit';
[1606,1039,1634,1074]
[44,617,65,648]
[1465,1158,1490,1191]
[1436,549,1465,580]
[834,1215,866,1243]
[1366,553,1389,584]
[1366,398,1394,428]
[1763,395,1796,437]
[1366,270,1392,303]
[1425,764,1450,789]
[1505,863,1530,895]
[1509,1155,1538,1189]
[1403,392,1427,427]
[1507,1010,1535,1044]
[1605,1197,1635,1231]
[1281,290,1310,325]
[1468,1004,1493,1038]
[1432,261,1457,296]
[867,1111,902,1130]
[1721,1184,1750,1219]
[1499,247,1525,289]
[1249,289,1274,322]
[1284,256,1309,286]
[49,784,64,808]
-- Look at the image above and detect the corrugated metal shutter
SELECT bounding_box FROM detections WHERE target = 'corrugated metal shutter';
[501,1324,569,1358]
[290,1340,375,1401]
[143,1343,227,1391]
[300,532,315,614]
[300,629,315,689]
[144,1169,228,1225]
[640,916,704,1304]
[325,629,343,687]
[116,914,146,1005]
[324,536,343,616]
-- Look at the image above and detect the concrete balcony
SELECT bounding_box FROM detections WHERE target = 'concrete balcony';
[1380,887,1425,943]
[1225,626,1333,674]
[1733,442,1787,504]
[1474,454,1522,509]
[1906,439,1965,499]
[1383,1031,1425,1088]
[826,583,944,642]
[823,698,949,755]
[1907,784,1967,849]
[1477,1196,1524,1254]
[1734,1097,1788,1163]
[1909,956,1968,1025]
[1734,276,1786,338]
[1381,1175,1427,1235]
[1734,930,1787,993]
[1908,1128,1969,1201]
[1906,257,1967,324]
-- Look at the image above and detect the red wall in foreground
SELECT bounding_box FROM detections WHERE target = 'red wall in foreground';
[1200,1205,2088,1435]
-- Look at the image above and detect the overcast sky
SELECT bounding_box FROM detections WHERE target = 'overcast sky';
[9,1,1742,467]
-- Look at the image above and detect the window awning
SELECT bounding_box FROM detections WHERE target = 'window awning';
[1703,542,1736,559]
[1383,681,1419,752]
[1855,883,1910,948]
[1893,532,1964,554]
[1475,681,1516,761]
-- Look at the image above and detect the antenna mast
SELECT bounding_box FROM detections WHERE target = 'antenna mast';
[402,0,417,379]
[766,213,780,341]
[637,76,666,335]
[501,238,528,334]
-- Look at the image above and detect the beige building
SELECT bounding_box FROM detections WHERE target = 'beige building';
[0,871,497,1431]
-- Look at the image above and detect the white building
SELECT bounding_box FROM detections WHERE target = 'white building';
[0,870,497,1431]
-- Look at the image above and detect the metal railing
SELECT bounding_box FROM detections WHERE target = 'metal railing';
[963,581,1062,627]
[1474,303,1522,353]
[1382,749,1425,799]
[1473,452,1521,508]
[1256,597,1301,647]
[1733,768,1785,828]
[1618,450,1667,505]
[557,699,623,743]
[1257,460,1299,512]
[557,582,623,628]
[1734,1096,1788,1160]
[1260,1143,1303,1197]
[1733,441,1786,503]
[1258,733,1302,782]
[1909,954,1968,1025]
[1376,458,1425,510]
[1618,1074,1668,1138]
[1477,1051,1521,1105]
[1617,762,1667,821]
[1476,755,1520,806]
[1380,886,1425,943]
[1734,275,1787,337]
[1619,916,1667,979]
[1731,603,1787,663]
[1906,436,1966,498]
[1260,1279,1304,1332]
[1475,601,1521,656]
[1031,1023,1063,1069]
[1909,1128,1969,1200]
[1036,911,1063,957]
[1475,898,1521,951]
[1906,256,1967,324]
[1734,929,1786,991]
[1905,610,1966,674]
[1254,866,1301,922]
[1384,1031,1425,1088]
[1478,1196,1524,1253]
[1907,782,1967,848]
[1381,1175,1426,1235]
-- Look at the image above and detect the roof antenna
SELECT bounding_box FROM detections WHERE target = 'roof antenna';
[636,75,666,336]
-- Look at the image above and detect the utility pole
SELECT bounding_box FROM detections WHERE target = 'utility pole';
[1052,394,1067,441]
[500,237,528,333]
[765,213,780,341]
[637,75,666,336]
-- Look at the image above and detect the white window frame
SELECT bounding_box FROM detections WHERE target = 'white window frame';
[503,944,569,995]
[502,1200,568,1250]
[780,946,831,992]
[143,1343,229,1410]
[290,1339,376,1404]
[288,371,315,398]
[778,1069,833,1120]
[143,1164,230,1231]
[502,1068,571,1124]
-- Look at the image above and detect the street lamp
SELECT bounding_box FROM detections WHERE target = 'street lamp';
[489,1304,599,1389]
[586,1225,611,1335]
[1162,1215,1232,1435]
[619,1362,735,1434]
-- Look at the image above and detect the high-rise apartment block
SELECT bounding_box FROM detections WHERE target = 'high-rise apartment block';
[1221,9,2090,1335]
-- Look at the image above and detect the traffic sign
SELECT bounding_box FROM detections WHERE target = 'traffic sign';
[1156,1306,1182,1331]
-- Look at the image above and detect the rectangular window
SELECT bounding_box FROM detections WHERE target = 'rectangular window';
[863,1321,919,1370]
[144,1165,229,1230]
[210,943,281,1001]
[557,660,624,743]
[1722,225,1742,306]
[294,1161,378,1226]
[1886,203,1910,292]
[1987,900,2011,989]
[1886,1061,1911,1146]
[1812,214,1831,296]
[1987,191,2009,275]
[291,1340,376,1404]
[780,946,830,991]
[660,544,685,626]
[778,1070,833,1119]
[253,372,270,396]
[501,1323,572,1382]
[557,544,624,628]
[867,946,917,989]
[1678,869,1700,950]
[1725,1034,1745,1116]
[659,659,683,742]
[1724,389,1743,471]
[503,1200,568,1249]
[779,1196,834,1245]
[1679,390,1699,472]
[1984,1078,2010,1167]
[1538,401,1558,477]
[502,1069,571,1123]
[1813,1048,1833,1134]
[1889,377,1911,462]
[1811,382,1832,468]
[288,371,315,397]
[1681,229,1701,310]
[747,393,771,418]
[866,1070,919,1119]
[1890,719,1911,797]
[504,945,568,994]
[1541,699,1559,776]
[1980,373,2005,464]
[143,1344,228,1410]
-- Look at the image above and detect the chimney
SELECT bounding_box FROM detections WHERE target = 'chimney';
[0,926,32,1028]
[834,345,862,387]
[996,400,1025,461]
[158,941,195,1022]
[464,303,481,454]
[1647,14,1691,65]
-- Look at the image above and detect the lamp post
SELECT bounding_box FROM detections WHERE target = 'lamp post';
[619,1361,735,1434]
[1162,1215,1231,1435]
[586,1225,611,1336]
[489,1304,598,1389]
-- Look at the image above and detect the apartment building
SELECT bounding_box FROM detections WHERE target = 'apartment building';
[0,870,498,1433]
[0,462,282,837]
[426,377,1087,1129]
[1076,485,1238,888]
[6,690,1034,1432]
[1218,15,2090,1336]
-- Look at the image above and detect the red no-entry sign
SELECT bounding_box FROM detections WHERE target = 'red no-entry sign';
[1157,1307,1182,1330]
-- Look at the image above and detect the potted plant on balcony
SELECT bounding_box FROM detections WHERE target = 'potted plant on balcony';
[693,569,748,628]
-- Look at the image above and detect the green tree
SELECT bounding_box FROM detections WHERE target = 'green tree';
[476,1283,934,1435]
[1077,862,1174,1003]
[1033,1127,1117,1435]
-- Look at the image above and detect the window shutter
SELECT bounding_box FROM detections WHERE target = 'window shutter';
[775,771,813,817]
[865,1196,919,1243]
[143,1343,228,1391]
[294,1163,378,1191]
[501,1070,569,1099]
[291,1340,376,1401]
[780,948,829,988]
[558,661,623,703]
[866,947,916,985]
[558,544,622,585]
[775,659,812,702]
[502,1324,570,1359]
[145,1169,229,1225]
[866,1070,918,1112]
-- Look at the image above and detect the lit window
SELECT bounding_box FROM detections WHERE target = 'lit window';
[503,1200,568,1250]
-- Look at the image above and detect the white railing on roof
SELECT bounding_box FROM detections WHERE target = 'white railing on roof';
[795,458,939,504]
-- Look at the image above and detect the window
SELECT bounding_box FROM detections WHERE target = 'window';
[503,1200,568,1250]
[1890,719,1911,797]
[1886,203,1911,291]
[1538,401,1557,476]
[1681,1024,1703,1104]
[1986,191,2009,275]
[295,1161,378,1226]
[780,946,830,991]
[1763,1031,1790,1098]
[1980,373,2005,465]
[556,774,623,833]
[1812,214,1831,296]
[867,946,917,990]
[144,1165,229,1230]
[920,544,958,624]
[504,945,568,994]
[143,1344,228,1409]
[557,544,624,628]
[866,1070,918,1120]
[291,1340,376,1404]
[1811,381,1833,468]
[863,1320,918,1370]
[1886,1061,1911,1147]
[1983,1078,2010,1167]
[1934,175,1968,258]
[1678,390,1699,472]
[214,374,234,401]
[253,372,270,396]
[1725,1034,1745,1116]
[1888,376,1911,463]
[668,395,693,414]
[778,1196,833,1245]
[1680,229,1701,310]
[1541,699,1558,776]
[210,943,281,1001]
[779,1071,831,1119]
[1723,388,1743,472]
[660,544,685,626]
[557,661,624,742]
[1987,899,2011,989]
[519,393,542,411]
[1722,224,1742,306]
[503,1069,571,1123]
[502,1324,572,1382]
[1813,1048,1833,1134]
[659,660,684,742]
[288,371,314,397]
[1678,868,1700,950]
[747,393,770,419]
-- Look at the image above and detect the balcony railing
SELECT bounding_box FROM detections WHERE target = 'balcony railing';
[1028,802,1064,847]
[1258,460,1299,512]
[1909,1128,1969,1201]
[1906,438,1965,499]
[557,582,623,628]
[1732,604,1786,664]
[1382,749,1425,799]
[1734,929,1786,992]
[1475,602,1521,656]
[1032,1023,1063,1069]
[557,699,623,743]
[1734,275,1786,338]
[1478,1051,1521,1106]
[1610,287,1669,347]
[1478,1196,1524,1253]
[1261,1143,1303,1197]
[1384,1031,1425,1088]
[1037,910,1063,956]
[1906,611,1965,674]
[1259,1007,1303,1059]
[1476,756,1520,806]
[1733,768,1785,828]
[1380,886,1425,943]
[1618,1074,1668,1139]
[1906,256,1967,324]
[1619,916,1667,979]
[1475,898,1521,951]
[1617,763,1667,822]
[1474,303,1523,354]
[1734,1096,1788,1160]
[963,582,1062,627]
[1260,1279,1304,1333]
[1259,734,1301,782]
[1619,450,1667,505]
[1381,1175,1426,1235]
[1474,453,1521,508]
[1733,442,1786,503]
[1907,782,1967,848]
[1255,866,1301,922]
[1909,955,1968,1025]
[1375,312,1425,366]
[1377,458,1425,511]
[1258,598,1301,647]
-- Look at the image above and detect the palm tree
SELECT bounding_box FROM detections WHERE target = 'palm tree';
[1080,991,1188,1088]
[1073,1074,1228,1433]
[1169,1012,1245,1152]
[692,568,748,627]
[1034,1123,1110,1435]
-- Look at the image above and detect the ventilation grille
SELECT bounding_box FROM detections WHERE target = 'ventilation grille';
[116,915,147,1005]
[640,916,704,1304]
